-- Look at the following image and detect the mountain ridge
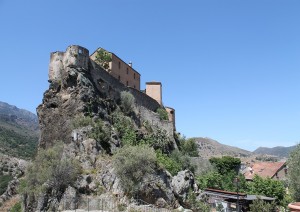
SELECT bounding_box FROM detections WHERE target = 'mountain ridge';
[253,145,296,158]
[0,101,39,158]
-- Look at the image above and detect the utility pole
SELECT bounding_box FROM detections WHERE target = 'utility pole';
[234,177,240,212]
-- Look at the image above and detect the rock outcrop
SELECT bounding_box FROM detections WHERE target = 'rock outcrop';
[24,45,193,211]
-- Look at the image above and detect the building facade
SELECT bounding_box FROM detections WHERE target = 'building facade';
[90,48,140,90]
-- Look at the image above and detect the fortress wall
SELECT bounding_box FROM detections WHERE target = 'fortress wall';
[90,61,160,112]
[128,87,160,112]
[139,106,174,137]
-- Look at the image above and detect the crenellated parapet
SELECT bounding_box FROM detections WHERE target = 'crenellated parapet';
[49,45,89,82]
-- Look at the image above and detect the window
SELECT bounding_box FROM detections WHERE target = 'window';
[127,68,129,74]
[134,85,136,89]
[126,81,128,86]
[118,61,121,69]
[78,49,83,54]
[134,73,136,79]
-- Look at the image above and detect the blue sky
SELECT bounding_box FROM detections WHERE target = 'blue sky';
[0,0,299,151]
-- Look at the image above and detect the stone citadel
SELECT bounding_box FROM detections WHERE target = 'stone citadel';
[49,45,176,129]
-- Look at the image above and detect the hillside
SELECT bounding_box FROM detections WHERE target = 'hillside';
[194,137,253,159]
[253,145,296,158]
[0,101,39,159]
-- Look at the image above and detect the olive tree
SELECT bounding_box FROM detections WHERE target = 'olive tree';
[287,144,300,201]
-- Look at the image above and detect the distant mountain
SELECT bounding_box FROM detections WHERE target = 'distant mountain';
[0,101,39,158]
[193,137,253,159]
[253,145,296,158]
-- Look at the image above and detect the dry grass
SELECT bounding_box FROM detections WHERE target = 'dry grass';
[0,195,20,212]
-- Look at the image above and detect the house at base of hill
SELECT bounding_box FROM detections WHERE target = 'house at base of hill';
[243,161,287,181]
[204,188,275,212]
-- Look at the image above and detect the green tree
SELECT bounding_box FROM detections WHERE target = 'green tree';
[287,143,300,201]
[156,108,169,121]
[247,175,285,205]
[249,198,276,212]
[95,48,112,69]
[113,145,157,195]
[186,189,210,211]
[209,156,241,175]
[156,150,182,175]
[181,138,198,157]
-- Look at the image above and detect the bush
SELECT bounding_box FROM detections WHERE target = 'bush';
[72,115,93,129]
[113,145,157,194]
[143,126,171,153]
[181,138,198,157]
[249,198,276,212]
[120,91,135,115]
[186,189,210,211]
[156,150,195,175]
[10,201,22,212]
[22,142,81,196]
[112,111,134,138]
[95,48,112,69]
[156,108,169,121]
[89,119,111,153]
[156,150,182,175]
[0,174,13,195]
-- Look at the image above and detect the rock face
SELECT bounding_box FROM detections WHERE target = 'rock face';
[172,170,196,205]
[28,45,190,211]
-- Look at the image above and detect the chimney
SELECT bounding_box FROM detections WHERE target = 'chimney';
[129,61,132,67]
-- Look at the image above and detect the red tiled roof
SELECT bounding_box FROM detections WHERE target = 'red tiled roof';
[244,162,286,180]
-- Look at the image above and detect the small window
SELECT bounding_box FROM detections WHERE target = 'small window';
[126,81,128,86]
[127,68,129,74]
[78,49,83,54]
[170,111,174,114]
[118,61,121,69]
[134,73,136,79]
[134,85,136,89]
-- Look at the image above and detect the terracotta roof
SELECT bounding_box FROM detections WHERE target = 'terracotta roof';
[244,162,286,180]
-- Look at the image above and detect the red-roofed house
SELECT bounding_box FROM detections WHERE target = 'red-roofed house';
[243,162,287,181]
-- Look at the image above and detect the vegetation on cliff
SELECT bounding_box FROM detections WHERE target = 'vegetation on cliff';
[20,142,81,197]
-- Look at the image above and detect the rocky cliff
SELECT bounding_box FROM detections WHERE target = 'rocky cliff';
[23,45,197,211]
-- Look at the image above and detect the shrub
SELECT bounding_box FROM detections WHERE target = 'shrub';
[72,115,93,129]
[0,174,13,195]
[120,91,135,115]
[10,201,22,212]
[112,111,134,138]
[143,127,171,153]
[181,138,198,157]
[89,120,111,153]
[249,198,276,212]
[156,150,182,175]
[186,189,210,211]
[156,150,195,176]
[22,142,81,196]
[94,48,112,69]
[156,108,169,121]
[113,145,157,194]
